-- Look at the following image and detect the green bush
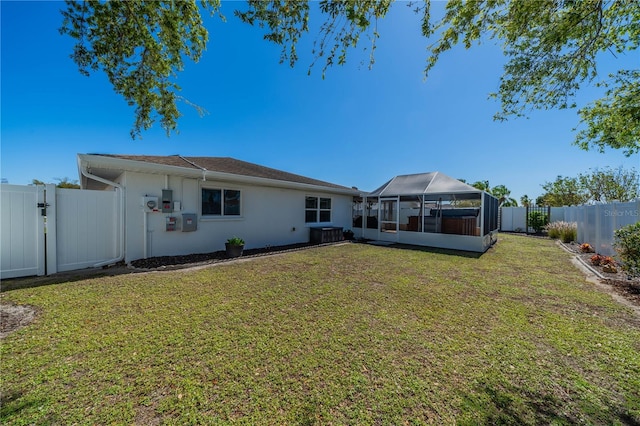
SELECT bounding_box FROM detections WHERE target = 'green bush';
[528,211,549,233]
[614,222,640,278]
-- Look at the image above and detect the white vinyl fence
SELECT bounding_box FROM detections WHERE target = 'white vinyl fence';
[564,201,639,256]
[501,201,640,256]
[1,184,119,279]
[0,185,45,278]
[499,207,565,233]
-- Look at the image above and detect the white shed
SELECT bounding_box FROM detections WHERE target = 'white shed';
[353,172,499,252]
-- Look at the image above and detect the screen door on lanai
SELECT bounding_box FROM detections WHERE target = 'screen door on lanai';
[379,197,398,241]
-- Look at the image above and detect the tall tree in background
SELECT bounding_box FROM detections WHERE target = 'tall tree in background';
[578,166,639,202]
[538,176,589,206]
[60,0,639,156]
[491,185,518,207]
[469,180,518,206]
[470,181,490,192]
[31,178,81,189]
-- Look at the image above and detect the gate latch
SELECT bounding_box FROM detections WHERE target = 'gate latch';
[37,202,50,216]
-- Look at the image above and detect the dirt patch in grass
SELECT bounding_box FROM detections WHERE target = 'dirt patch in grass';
[0,302,38,338]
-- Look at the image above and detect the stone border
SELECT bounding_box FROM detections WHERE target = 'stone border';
[558,241,640,317]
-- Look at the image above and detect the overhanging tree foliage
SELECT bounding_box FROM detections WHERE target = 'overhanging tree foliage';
[60,0,640,155]
[539,166,639,206]
[60,0,222,138]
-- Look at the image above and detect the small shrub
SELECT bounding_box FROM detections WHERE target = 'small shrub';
[545,221,577,243]
[579,243,594,253]
[590,254,604,266]
[613,222,640,278]
[601,256,617,267]
[547,227,561,239]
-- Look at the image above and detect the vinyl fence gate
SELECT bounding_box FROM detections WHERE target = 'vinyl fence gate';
[1,184,119,279]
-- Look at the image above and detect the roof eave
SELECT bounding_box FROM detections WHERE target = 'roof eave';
[77,154,359,195]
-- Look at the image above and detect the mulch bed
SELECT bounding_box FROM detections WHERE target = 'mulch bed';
[130,242,328,270]
[562,241,640,306]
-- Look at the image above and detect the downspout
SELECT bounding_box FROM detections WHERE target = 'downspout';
[179,155,207,181]
[79,161,125,267]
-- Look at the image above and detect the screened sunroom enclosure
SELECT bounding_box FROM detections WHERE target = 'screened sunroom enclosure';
[353,173,499,252]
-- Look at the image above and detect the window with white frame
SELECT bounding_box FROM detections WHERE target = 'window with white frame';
[202,188,241,216]
[305,196,331,223]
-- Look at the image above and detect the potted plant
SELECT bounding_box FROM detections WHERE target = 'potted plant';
[225,236,245,258]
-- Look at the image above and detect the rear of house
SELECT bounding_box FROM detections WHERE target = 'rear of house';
[78,154,359,263]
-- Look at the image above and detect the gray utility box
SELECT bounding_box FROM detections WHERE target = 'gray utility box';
[310,227,343,244]
[162,189,173,213]
[182,213,197,232]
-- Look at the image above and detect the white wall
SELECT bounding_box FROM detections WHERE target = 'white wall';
[500,207,527,232]
[121,171,354,262]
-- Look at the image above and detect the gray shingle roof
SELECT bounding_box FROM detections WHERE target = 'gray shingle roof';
[99,154,351,190]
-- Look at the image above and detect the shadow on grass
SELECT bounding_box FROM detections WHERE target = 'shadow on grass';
[0,266,140,293]
[0,389,47,422]
[380,243,485,259]
[1,242,336,293]
[460,382,640,425]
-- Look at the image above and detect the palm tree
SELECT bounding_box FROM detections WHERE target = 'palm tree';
[491,185,518,207]
[471,180,491,192]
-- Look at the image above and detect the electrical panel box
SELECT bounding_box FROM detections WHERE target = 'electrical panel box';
[166,216,177,231]
[162,189,173,213]
[182,213,197,232]
[143,196,159,212]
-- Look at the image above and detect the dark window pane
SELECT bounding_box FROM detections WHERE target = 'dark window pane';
[305,210,317,223]
[319,210,331,222]
[224,190,241,215]
[305,197,318,209]
[320,198,331,209]
[202,189,221,215]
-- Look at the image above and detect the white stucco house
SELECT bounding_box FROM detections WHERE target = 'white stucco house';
[77,154,359,263]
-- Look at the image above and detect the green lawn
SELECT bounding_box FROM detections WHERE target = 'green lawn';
[1,234,639,425]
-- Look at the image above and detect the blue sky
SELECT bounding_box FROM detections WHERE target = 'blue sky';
[2,1,638,201]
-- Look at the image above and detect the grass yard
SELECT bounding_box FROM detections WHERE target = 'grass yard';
[1,234,639,425]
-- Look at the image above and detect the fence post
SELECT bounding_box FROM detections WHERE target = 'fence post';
[45,184,57,275]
